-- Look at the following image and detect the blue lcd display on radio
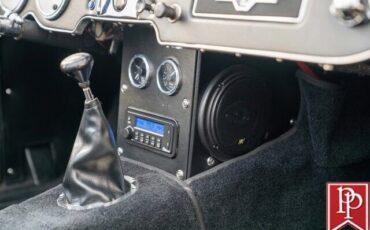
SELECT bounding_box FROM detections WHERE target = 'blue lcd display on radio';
[135,117,165,135]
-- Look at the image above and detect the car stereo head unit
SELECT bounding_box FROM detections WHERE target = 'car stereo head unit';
[123,107,179,158]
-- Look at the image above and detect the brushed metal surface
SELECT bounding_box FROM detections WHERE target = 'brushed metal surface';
[6,0,370,64]
[0,0,27,12]
[35,0,69,20]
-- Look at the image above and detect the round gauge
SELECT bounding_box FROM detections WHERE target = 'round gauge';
[128,54,152,89]
[0,0,27,12]
[35,0,69,20]
[156,59,181,96]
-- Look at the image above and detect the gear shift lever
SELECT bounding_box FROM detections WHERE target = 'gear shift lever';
[60,53,95,101]
[57,53,134,210]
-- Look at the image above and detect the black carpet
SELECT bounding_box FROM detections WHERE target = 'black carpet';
[1,72,370,229]
[0,172,201,230]
[187,72,370,229]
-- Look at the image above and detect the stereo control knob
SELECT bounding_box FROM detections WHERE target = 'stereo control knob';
[154,2,181,21]
[329,0,367,27]
[113,0,126,11]
[123,126,134,139]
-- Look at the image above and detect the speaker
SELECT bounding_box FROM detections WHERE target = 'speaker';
[197,65,272,161]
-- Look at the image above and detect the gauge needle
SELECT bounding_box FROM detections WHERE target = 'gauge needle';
[134,73,140,80]
[167,71,175,80]
[135,64,143,73]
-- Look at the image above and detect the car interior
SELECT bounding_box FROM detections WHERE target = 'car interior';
[0,0,369,229]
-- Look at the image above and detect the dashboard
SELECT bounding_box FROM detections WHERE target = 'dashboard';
[0,0,370,65]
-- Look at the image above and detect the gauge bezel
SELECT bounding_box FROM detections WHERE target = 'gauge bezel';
[35,0,70,20]
[156,58,182,96]
[128,54,153,89]
[0,0,27,13]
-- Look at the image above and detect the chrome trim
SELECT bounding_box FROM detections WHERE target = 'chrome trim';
[128,54,152,89]
[329,0,367,27]
[192,0,309,23]
[83,87,95,102]
[35,0,70,20]
[167,4,182,23]
[0,0,27,13]
[156,58,182,96]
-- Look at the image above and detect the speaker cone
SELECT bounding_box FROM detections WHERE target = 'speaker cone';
[198,65,271,161]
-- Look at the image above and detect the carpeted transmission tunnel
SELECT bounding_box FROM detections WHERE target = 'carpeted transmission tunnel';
[187,71,370,229]
[0,71,369,229]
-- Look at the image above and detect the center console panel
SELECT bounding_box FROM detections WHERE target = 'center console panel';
[117,27,299,179]
[117,26,199,177]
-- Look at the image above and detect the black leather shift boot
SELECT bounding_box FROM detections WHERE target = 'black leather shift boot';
[57,98,130,210]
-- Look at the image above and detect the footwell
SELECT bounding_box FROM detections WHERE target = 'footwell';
[0,71,369,229]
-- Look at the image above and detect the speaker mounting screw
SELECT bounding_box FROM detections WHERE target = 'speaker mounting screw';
[322,64,334,71]
[7,168,15,175]
[207,157,215,167]
[5,88,12,95]
[176,170,184,180]
[117,147,124,156]
[182,99,190,109]
[121,84,128,94]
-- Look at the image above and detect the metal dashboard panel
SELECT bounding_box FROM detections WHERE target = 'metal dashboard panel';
[19,0,89,32]
[9,0,370,64]
[193,0,304,23]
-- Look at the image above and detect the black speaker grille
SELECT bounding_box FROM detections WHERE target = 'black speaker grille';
[198,65,271,161]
